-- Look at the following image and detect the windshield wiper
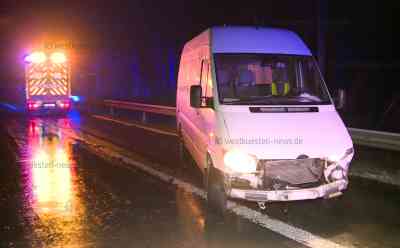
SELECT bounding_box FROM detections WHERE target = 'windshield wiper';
[222,96,274,104]
[222,98,241,103]
[287,95,324,103]
[222,95,326,105]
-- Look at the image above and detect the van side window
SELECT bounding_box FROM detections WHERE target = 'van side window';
[200,60,213,97]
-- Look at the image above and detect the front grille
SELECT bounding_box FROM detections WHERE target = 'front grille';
[260,158,327,190]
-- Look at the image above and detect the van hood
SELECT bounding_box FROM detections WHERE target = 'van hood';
[219,106,353,160]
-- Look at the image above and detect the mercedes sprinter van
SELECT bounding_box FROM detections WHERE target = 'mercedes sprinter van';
[176,26,354,213]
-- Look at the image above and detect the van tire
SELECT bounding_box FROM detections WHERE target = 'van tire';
[207,163,228,216]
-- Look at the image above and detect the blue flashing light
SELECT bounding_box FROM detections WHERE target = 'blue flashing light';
[70,95,80,102]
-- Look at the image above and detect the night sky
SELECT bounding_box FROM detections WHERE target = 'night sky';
[2,1,398,57]
[1,0,399,130]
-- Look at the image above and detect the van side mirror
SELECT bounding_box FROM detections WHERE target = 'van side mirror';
[334,88,346,110]
[190,85,214,108]
[190,85,202,108]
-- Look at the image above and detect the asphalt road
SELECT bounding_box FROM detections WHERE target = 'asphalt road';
[0,109,399,248]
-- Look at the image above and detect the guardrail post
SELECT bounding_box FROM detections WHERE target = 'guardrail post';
[142,112,147,123]
[110,106,114,116]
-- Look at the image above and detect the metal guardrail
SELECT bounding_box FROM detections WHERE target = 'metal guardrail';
[104,100,176,116]
[103,99,400,151]
[348,128,400,152]
[104,99,176,122]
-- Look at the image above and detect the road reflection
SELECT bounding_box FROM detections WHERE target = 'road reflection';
[22,118,87,247]
[175,186,260,247]
[175,187,206,234]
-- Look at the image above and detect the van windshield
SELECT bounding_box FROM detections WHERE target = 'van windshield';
[214,53,332,105]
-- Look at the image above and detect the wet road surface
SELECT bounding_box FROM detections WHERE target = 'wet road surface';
[0,114,303,248]
[0,110,400,248]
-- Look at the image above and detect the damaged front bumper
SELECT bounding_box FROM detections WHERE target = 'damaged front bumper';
[228,179,348,202]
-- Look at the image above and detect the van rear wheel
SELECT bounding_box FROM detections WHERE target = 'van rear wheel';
[207,164,228,216]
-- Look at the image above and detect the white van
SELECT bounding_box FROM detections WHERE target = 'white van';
[176,26,354,213]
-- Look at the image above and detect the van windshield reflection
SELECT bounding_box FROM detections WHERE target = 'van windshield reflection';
[214,53,332,105]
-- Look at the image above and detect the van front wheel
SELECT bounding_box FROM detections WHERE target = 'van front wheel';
[207,165,228,216]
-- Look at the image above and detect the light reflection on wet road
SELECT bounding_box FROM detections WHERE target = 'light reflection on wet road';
[1,115,302,248]
[20,118,87,247]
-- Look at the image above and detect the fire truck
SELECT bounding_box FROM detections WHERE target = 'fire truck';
[24,50,71,113]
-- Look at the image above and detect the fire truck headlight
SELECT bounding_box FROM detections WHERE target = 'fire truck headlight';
[50,52,67,63]
[25,52,47,63]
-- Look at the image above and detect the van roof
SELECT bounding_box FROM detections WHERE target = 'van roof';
[210,26,312,56]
